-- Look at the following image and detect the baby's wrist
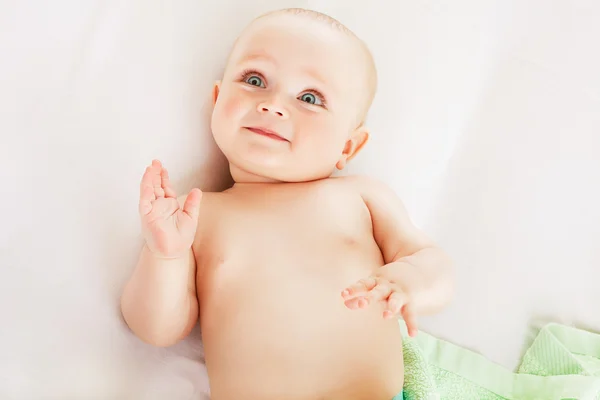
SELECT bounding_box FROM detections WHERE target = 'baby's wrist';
[144,243,191,262]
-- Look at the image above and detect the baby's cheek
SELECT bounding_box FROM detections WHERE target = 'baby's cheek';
[301,122,343,161]
[307,119,343,147]
[222,95,246,118]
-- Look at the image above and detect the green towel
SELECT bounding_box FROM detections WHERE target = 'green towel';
[400,321,600,399]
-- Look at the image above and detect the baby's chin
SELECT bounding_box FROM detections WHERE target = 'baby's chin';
[228,161,306,184]
[227,156,334,184]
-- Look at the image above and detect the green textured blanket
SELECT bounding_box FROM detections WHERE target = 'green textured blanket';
[401,322,600,399]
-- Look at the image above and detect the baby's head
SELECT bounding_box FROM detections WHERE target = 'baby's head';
[210,8,377,183]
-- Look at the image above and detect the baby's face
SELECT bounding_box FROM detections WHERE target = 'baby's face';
[211,14,371,182]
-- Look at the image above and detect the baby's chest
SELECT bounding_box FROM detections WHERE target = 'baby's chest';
[225,196,368,248]
[195,192,382,312]
[196,191,374,269]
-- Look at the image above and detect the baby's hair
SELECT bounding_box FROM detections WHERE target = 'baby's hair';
[259,8,354,36]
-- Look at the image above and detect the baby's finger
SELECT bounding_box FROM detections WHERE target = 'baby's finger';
[139,184,154,216]
[151,160,165,198]
[182,188,203,222]
[401,304,419,337]
[366,281,393,304]
[139,166,156,214]
[344,296,369,310]
[140,166,156,197]
[383,291,406,319]
[160,168,177,198]
[341,276,378,299]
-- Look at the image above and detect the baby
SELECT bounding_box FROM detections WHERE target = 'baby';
[121,8,454,400]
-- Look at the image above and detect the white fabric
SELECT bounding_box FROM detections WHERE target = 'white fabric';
[2,0,599,398]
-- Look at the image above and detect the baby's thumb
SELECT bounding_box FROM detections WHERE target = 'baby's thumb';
[183,188,203,221]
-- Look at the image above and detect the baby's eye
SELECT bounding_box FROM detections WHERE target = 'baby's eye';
[299,92,323,106]
[245,75,265,88]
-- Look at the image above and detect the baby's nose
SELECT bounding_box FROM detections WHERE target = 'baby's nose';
[257,101,289,119]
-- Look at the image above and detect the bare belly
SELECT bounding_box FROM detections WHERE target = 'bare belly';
[197,246,405,400]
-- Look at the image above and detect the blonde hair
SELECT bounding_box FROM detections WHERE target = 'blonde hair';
[259,8,354,35]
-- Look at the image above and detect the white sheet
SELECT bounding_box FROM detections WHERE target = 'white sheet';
[2,0,599,398]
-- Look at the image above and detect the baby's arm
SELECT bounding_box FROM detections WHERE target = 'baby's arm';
[342,176,454,326]
[120,160,202,347]
[121,245,198,347]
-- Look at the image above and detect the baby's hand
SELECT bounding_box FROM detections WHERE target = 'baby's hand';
[139,160,202,259]
[341,263,418,337]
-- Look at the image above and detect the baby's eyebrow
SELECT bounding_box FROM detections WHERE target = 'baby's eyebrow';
[238,53,277,66]
[304,68,327,89]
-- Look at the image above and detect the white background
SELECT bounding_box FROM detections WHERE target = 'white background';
[1,0,599,398]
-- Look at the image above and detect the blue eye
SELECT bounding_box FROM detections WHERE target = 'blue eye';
[245,75,264,87]
[299,92,322,105]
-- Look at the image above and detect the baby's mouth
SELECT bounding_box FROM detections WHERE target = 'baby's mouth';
[245,127,289,142]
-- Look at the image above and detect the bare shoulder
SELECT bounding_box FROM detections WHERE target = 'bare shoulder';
[333,175,413,224]
[332,174,397,199]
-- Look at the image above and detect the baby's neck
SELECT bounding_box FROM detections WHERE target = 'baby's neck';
[228,163,334,187]
[229,164,282,185]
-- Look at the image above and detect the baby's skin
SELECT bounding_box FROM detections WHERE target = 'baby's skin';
[121,8,454,400]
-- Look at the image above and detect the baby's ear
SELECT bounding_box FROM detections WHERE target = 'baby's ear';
[212,81,221,106]
[336,125,370,170]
